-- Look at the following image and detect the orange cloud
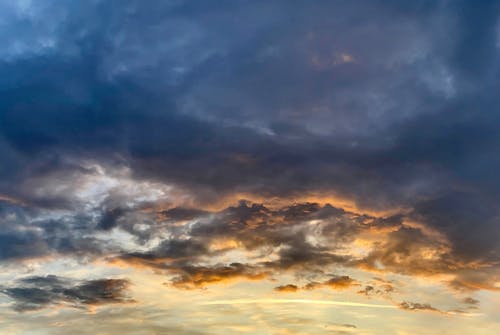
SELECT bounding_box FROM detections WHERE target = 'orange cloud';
[274,284,299,293]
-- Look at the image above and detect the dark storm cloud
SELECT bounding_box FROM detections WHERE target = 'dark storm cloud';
[411,192,500,262]
[111,200,499,292]
[97,207,127,231]
[0,0,497,203]
[0,0,499,297]
[121,238,210,268]
[0,200,131,262]
[117,202,361,280]
[0,233,49,261]
[0,190,496,294]
[0,275,133,312]
[158,207,209,222]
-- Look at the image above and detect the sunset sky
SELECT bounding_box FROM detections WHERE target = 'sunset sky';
[1,1,500,334]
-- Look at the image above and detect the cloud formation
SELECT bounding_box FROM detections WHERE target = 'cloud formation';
[0,275,133,312]
[0,1,499,332]
[398,301,441,313]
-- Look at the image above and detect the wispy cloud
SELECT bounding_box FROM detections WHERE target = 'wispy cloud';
[199,299,397,309]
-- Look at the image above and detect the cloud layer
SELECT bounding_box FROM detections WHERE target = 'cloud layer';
[1,275,133,312]
[0,1,499,333]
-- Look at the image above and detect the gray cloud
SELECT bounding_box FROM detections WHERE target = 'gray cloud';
[1,0,498,209]
[398,301,441,313]
[0,0,498,312]
[1,275,134,312]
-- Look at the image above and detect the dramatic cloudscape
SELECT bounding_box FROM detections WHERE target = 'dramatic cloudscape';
[0,1,499,334]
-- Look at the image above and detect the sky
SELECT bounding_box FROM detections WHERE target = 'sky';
[0,0,499,334]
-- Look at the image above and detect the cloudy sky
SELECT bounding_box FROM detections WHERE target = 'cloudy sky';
[0,0,499,334]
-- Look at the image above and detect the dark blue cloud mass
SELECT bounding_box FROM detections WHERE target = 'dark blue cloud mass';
[0,0,499,291]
